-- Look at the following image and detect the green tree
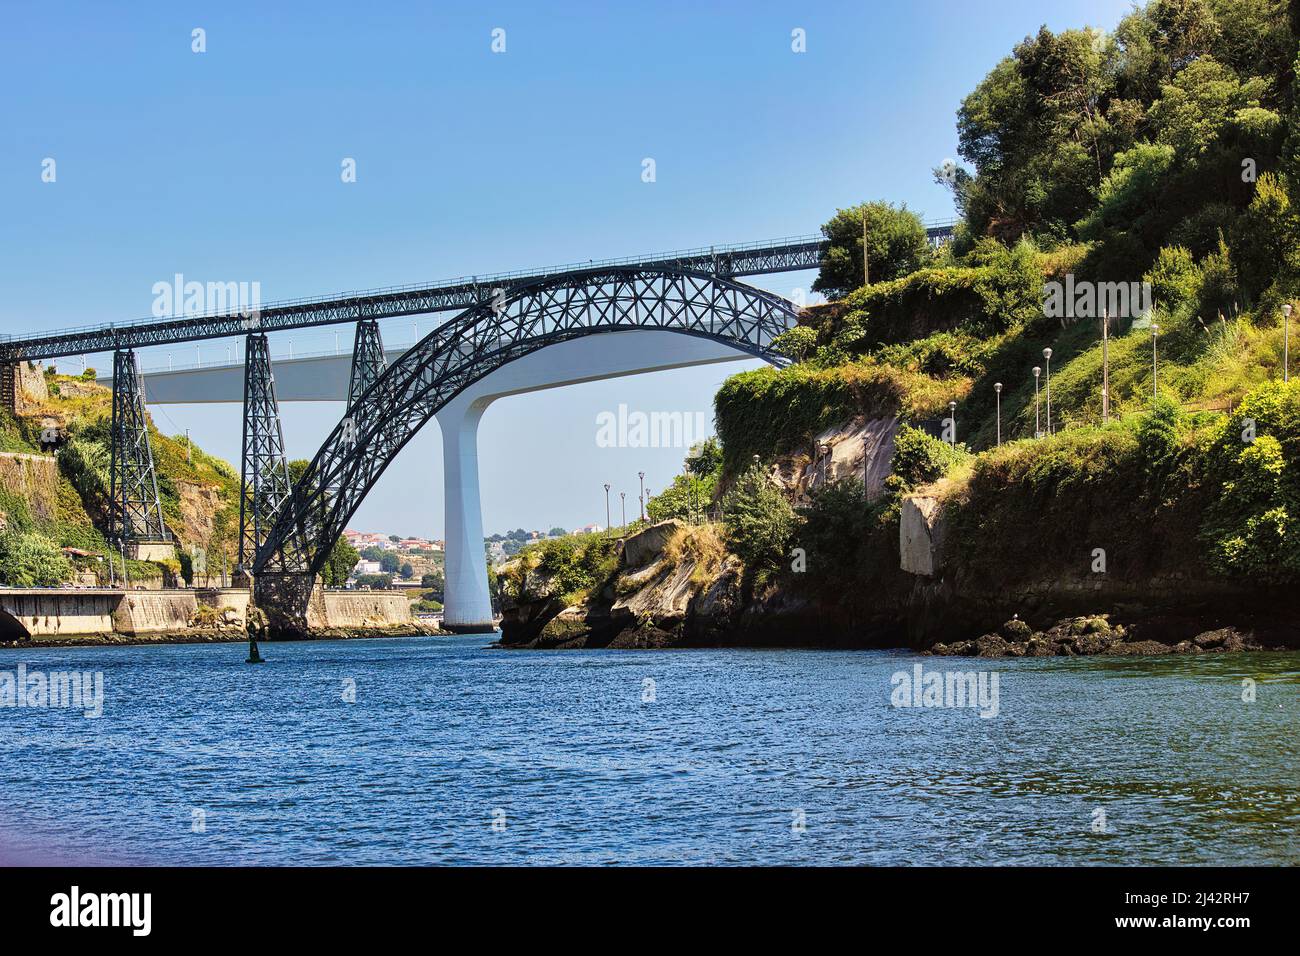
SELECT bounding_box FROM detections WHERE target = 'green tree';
[399,562,414,579]
[771,326,818,363]
[379,551,400,574]
[685,436,723,477]
[1231,172,1295,299]
[813,202,929,298]
[321,536,360,587]
[721,461,797,579]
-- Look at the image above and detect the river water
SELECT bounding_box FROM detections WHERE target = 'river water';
[0,635,1296,865]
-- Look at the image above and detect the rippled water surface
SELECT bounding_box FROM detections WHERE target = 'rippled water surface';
[1,636,1297,865]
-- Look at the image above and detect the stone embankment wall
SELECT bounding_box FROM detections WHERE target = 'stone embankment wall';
[0,588,253,639]
[320,590,413,629]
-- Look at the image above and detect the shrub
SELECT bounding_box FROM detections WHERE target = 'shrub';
[714,360,953,472]
[771,326,818,362]
[884,425,969,499]
[794,479,891,596]
[0,531,73,587]
[517,532,621,605]
[1198,380,1299,581]
[721,462,797,580]
[1143,245,1200,311]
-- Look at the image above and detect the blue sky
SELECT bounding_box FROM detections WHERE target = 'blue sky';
[1,0,1135,537]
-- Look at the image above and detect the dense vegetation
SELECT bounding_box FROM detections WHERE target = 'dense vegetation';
[662,0,1300,605]
[0,372,240,586]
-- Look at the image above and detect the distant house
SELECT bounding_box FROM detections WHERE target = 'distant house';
[354,559,382,575]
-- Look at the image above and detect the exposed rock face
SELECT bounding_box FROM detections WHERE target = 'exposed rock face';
[173,480,224,553]
[770,416,899,506]
[622,520,685,569]
[499,521,748,649]
[900,495,945,576]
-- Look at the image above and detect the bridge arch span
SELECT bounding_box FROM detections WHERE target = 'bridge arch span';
[252,266,799,629]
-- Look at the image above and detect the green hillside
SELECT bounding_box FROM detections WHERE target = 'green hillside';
[682,0,1300,613]
[0,369,240,586]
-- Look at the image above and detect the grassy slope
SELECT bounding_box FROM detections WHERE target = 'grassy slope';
[0,372,240,583]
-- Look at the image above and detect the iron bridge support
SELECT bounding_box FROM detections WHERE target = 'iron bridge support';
[109,349,172,558]
[238,333,296,574]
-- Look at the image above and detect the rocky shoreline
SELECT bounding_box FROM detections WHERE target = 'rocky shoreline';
[926,614,1277,657]
[498,520,1297,656]
[0,622,444,651]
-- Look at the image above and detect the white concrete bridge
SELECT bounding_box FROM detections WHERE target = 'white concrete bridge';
[123,330,757,631]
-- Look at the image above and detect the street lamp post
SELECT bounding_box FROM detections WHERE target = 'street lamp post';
[1043,348,1053,435]
[1152,324,1160,398]
[638,471,645,521]
[620,492,626,529]
[603,483,611,531]
[1101,310,1110,424]
[994,382,1002,446]
[1032,366,1041,437]
[1284,303,1292,383]
[948,400,957,448]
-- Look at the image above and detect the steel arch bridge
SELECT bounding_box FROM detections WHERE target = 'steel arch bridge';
[251,265,799,617]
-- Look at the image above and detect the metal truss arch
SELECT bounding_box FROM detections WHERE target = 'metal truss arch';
[253,266,799,577]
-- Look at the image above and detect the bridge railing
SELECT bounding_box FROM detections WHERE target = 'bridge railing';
[3,221,959,361]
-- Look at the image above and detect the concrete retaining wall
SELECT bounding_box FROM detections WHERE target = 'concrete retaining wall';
[0,587,256,638]
[111,591,197,634]
[196,588,249,626]
[321,590,412,629]
[0,586,408,639]
[0,590,117,636]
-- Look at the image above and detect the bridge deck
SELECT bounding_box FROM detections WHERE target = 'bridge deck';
[0,223,955,363]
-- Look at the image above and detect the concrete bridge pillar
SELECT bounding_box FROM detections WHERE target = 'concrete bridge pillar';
[436,392,496,633]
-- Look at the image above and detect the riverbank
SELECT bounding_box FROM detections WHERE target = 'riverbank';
[0,621,443,650]
[497,519,1299,656]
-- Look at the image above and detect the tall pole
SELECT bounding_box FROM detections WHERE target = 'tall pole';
[1033,367,1041,437]
[603,483,611,531]
[994,383,1002,446]
[1284,304,1292,384]
[638,471,645,521]
[948,401,957,448]
[1043,348,1053,435]
[861,207,869,287]
[1101,310,1110,424]
[1152,324,1160,398]
[620,492,626,529]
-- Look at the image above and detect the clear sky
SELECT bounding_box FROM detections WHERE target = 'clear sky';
[1,0,1135,537]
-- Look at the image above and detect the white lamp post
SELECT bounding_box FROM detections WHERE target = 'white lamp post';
[994,382,1003,446]
[1043,348,1053,435]
[1032,367,1042,437]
